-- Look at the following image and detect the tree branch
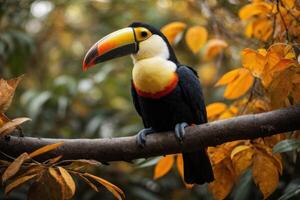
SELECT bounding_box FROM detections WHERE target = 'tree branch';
[1,106,300,163]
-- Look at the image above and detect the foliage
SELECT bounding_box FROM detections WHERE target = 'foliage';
[0,142,124,200]
[0,0,300,199]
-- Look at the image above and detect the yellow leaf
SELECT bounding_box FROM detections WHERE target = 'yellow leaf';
[219,68,254,99]
[29,142,64,158]
[241,48,266,77]
[231,145,254,176]
[208,159,235,200]
[185,26,207,53]
[4,174,37,195]
[84,173,125,200]
[206,103,227,119]
[239,2,272,20]
[253,152,279,199]
[153,155,174,179]
[198,64,217,86]
[0,117,31,137]
[161,22,186,45]
[215,68,240,86]
[58,167,76,199]
[2,152,30,183]
[0,75,23,113]
[245,20,254,37]
[204,39,228,60]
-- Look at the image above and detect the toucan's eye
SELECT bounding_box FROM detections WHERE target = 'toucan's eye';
[141,31,148,37]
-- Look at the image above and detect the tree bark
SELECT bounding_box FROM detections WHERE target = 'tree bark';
[0,106,299,163]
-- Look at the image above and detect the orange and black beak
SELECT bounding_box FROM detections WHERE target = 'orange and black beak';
[82,27,138,71]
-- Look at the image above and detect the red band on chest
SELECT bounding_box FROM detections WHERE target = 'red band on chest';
[133,74,179,99]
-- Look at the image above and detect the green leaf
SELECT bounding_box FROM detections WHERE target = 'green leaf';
[273,139,300,154]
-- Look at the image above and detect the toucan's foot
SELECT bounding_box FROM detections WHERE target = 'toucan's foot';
[136,127,155,148]
[175,122,188,143]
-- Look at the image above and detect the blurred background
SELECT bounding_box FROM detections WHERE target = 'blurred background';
[1,0,296,199]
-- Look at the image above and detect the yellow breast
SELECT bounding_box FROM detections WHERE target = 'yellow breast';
[132,57,177,95]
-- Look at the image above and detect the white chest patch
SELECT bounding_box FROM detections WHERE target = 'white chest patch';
[132,57,177,94]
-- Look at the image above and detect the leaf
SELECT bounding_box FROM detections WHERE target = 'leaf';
[44,155,63,165]
[198,64,218,86]
[208,159,235,200]
[0,75,23,112]
[77,173,99,192]
[66,159,101,171]
[84,173,125,200]
[252,152,279,199]
[185,26,207,53]
[161,22,187,45]
[216,68,254,99]
[273,139,300,153]
[206,102,227,119]
[204,39,228,60]
[47,167,65,200]
[231,145,254,176]
[4,174,37,195]
[268,69,294,108]
[239,2,272,20]
[153,155,174,179]
[29,142,64,158]
[2,152,30,183]
[241,48,266,78]
[215,68,240,86]
[58,167,76,199]
[0,117,31,137]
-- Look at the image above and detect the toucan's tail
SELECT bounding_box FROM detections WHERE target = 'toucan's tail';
[183,149,214,184]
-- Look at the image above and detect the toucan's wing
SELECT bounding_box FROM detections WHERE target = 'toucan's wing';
[131,81,149,127]
[177,66,207,124]
[131,81,142,116]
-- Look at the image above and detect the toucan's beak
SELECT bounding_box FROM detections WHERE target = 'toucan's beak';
[83,27,138,71]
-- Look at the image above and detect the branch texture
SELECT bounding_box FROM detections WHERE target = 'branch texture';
[1,106,300,162]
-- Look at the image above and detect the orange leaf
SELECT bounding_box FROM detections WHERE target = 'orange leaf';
[204,39,228,60]
[239,2,272,20]
[29,142,64,158]
[161,22,186,45]
[215,68,240,87]
[154,155,174,180]
[252,152,279,199]
[0,117,31,137]
[208,159,235,200]
[0,75,23,112]
[2,152,30,183]
[84,173,125,200]
[241,48,266,77]
[223,68,254,99]
[206,103,227,119]
[185,26,207,54]
[230,145,254,176]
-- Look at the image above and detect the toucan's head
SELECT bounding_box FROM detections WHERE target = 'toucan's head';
[82,22,178,71]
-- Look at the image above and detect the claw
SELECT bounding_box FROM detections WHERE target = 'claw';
[136,127,155,148]
[175,122,188,143]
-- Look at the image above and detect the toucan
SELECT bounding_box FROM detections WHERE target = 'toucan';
[82,22,214,184]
